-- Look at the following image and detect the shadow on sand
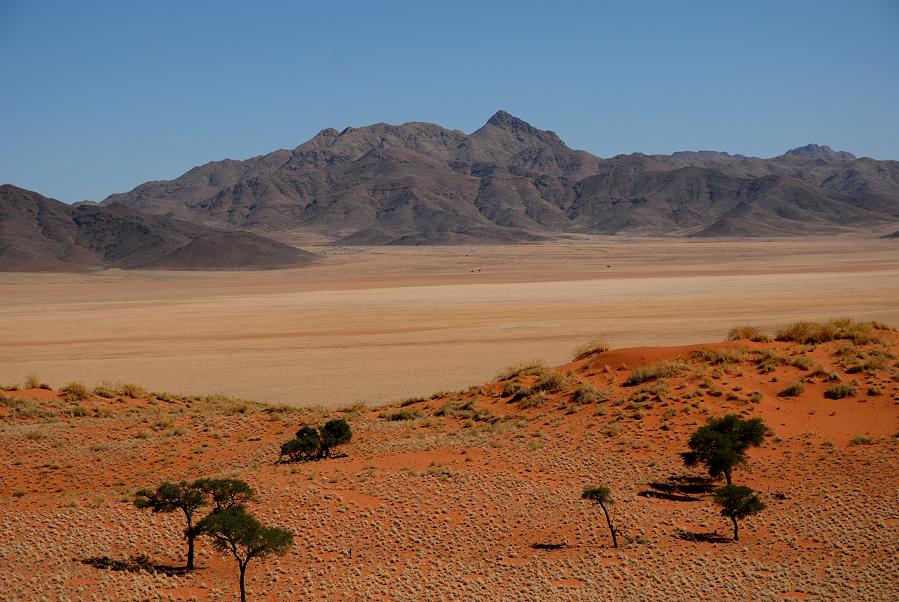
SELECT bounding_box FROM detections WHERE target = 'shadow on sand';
[82,554,189,575]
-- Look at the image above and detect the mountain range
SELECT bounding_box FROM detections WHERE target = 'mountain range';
[0,185,314,271]
[99,110,899,244]
[3,111,898,271]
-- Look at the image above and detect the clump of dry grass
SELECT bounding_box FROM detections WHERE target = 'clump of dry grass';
[778,380,805,397]
[435,399,494,422]
[24,374,43,389]
[495,361,547,381]
[571,339,610,360]
[623,359,688,386]
[571,383,611,405]
[726,325,771,342]
[824,383,857,399]
[775,318,893,345]
[62,382,90,402]
[694,347,748,365]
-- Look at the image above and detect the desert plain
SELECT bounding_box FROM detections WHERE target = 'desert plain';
[1,237,897,407]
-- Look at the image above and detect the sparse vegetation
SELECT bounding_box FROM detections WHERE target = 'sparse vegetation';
[62,382,90,402]
[778,381,805,397]
[775,318,892,345]
[572,339,610,360]
[623,359,688,386]
[571,382,609,405]
[824,383,857,399]
[495,361,546,382]
[726,325,770,342]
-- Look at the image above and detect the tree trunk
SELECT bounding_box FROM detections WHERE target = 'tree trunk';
[724,468,732,486]
[730,516,739,541]
[185,517,195,570]
[600,503,618,548]
[239,561,248,602]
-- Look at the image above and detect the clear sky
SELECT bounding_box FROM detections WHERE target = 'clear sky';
[2,0,898,203]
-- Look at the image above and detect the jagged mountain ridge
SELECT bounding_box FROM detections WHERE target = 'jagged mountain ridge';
[0,185,316,271]
[101,111,899,243]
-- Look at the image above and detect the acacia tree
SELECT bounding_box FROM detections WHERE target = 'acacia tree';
[682,414,767,485]
[134,481,207,570]
[196,478,256,512]
[280,419,352,463]
[198,507,293,602]
[582,486,618,548]
[135,478,255,569]
[713,484,765,541]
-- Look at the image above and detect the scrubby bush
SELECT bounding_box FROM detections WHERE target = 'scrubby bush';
[279,419,352,462]
[623,359,688,386]
[495,361,547,381]
[682,414,767,485]
[435,398,494,422]
[62,382,90,402]
[24,375,43,389]
[778,380,805,397]
[572,339,610,360]
[775,318,892,345]
[695,347,748,365]
[726,325,770,342]
[571,383,610,405]
[388,408,421,421]
[824,383,857,399]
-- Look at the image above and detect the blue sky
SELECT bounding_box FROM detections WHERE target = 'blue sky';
[1,0,898,202]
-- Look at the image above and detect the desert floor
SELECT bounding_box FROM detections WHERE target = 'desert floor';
[2,237,898,407]
[1,328,897,600]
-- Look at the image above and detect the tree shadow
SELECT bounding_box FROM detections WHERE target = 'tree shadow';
[674,528,732,544]
[82,555,189,575]
[639,475,717,501]
[531,542,566,551]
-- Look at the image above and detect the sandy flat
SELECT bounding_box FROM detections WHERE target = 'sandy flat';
[1,237,897,406]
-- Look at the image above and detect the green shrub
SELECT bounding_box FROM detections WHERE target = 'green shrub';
[279,418,352,462]
[848,435,874,446]
[824,383,857,399]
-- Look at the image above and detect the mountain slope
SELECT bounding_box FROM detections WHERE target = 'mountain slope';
[0,185,315,271]
[101,111,899,242]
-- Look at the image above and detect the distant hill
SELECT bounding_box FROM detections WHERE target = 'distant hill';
[0,185,315,271]
[90,110,898,243]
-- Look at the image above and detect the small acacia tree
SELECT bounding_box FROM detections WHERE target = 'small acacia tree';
[582,486,618,548]
[134,481,207,570]
[198,507,293,602]
[280,418,352,462]
[682,414,767,485]
[713,484,765,541]
[135,478,255,569]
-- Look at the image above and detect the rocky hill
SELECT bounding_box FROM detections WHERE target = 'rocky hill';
[101,111,899,243]
[0,184,315,271]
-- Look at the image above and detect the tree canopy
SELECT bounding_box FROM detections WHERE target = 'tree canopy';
[682,414,767,485]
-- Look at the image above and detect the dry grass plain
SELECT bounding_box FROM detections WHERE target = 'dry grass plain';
[1,326,897,600]
[1,237,898,407]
